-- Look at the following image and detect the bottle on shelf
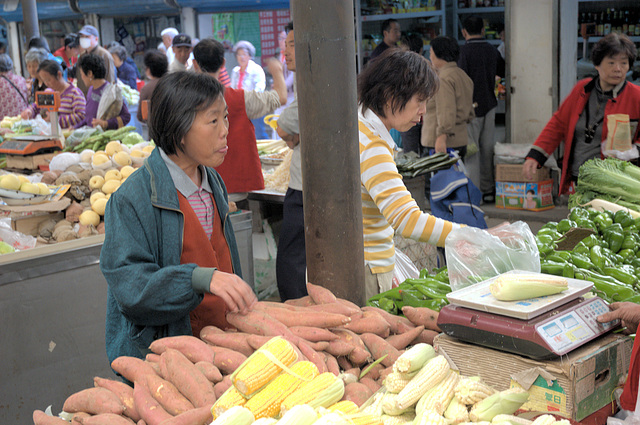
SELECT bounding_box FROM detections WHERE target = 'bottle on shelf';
[630,10,637,36]
[623,10,630,35]
[596,11,604,37]
[603,8,611,35]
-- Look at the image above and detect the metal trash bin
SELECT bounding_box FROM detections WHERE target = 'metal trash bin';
[230,210,254,289]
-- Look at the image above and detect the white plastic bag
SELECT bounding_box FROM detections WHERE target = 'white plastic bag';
[0,218,37,251]
[444,221,540,291]
[392,248,420,289]
[607,371,640,425]
[96,82,123,122]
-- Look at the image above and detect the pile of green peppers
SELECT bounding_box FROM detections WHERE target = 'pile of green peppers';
[366,267,452,314]
[537,206,640,304]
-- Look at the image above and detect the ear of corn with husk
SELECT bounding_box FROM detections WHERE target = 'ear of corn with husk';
[489,274,568,301]
[469,388,530,422]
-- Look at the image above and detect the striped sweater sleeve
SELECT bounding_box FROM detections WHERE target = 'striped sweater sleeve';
[59,87,86,128]
[359,121,461,248]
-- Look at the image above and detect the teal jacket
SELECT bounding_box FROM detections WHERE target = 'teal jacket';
[100,148,242,364]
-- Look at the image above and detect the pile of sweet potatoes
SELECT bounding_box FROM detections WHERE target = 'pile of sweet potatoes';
[32,282,441,425]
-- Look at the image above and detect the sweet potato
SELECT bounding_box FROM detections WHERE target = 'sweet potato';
[33,410,69,425]
[337,298,363,312]
[343,367,361,378]
[306,341,330,351]
[133,381,172,425]
[143,373,194,415]
[208,346,247,375]
[111,356,158,383]
[246,334,273,351]
[359,377,381,394]
[306,282,338,304]
[348,346,373,366]
[342,382,373,407]
[385,325,425,350]
[254,301,302,311]
[283,295,315,306]
[71,412,91,425]
[145,353,162,364]
[343,310,390,337]
[379,365,394,382]
[213,376,232,399]
[307,302,359,316]
[297,340,328,373]
[360,363,383,381]
[93,376,140,422]
[361,306,416,334]
[331,328,368,352]
[401,306,441,331]
[199,327,253,357]
[81,413,136,425]
[137,421,147,425]
[411,329,439,345]
[63,387,125,415]
[325,339,356,357]
[289,326,339,342]
[162,349,217,408]
[324,353,340,376]
[195,361,223,383]
[226,310,300,344]
[158,406,213,425]
[253,306,350,329]
[149,335,215,363]
[359,333,401,368]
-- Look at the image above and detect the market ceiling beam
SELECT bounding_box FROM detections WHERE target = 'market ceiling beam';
[292,0,365,304]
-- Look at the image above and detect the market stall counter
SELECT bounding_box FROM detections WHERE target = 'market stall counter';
[0,235,116,424]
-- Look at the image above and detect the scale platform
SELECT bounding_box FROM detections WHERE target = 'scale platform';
[438,271,620,359]
[0,135,63,156]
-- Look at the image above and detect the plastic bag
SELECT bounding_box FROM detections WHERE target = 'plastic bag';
[607,370,640,425]
[0,218,37,251]
[444,221,540,291]
[392,248,420,289]
[96,82,124,122]
[66,126,100,148]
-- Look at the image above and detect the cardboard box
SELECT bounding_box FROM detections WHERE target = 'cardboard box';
[11,211,64,236]
[496,164,551,183]
[5,153,57,170]
[496,180,554,211]
[434,333,633,421]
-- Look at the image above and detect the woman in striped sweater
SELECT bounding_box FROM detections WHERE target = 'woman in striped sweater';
[358,48,464,299]
[21,60,86,128]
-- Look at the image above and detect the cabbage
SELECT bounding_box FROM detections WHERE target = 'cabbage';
[121,132,144,146]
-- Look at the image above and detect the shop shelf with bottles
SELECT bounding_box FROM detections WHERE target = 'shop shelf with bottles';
[453,0,505,45]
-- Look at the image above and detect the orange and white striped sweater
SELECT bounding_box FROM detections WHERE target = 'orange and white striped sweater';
[358,107,461,274]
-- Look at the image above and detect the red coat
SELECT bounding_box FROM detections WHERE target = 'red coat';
[215,87,264,193]
[526,78,640,194]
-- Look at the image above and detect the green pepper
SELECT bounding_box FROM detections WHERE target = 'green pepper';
[631,258,640,269]
[421,298,448,312]
[575,218,597,232]
[434,269,449,284]
[603,266,637,286]
[545,254,569,264]
[419,268,429,279]
[621,294,640,303]
[537,228,562,241]
[554,250,573,261]
[623,225,639,235]
[542,221,558,231]
[614,210,635,228]
[634,216,640,228]
[591,278,636,302]
[404,278,451,294]
[536,234,555,246]
[590,245,607,272]
[413,285,448,300]
[541,261,566,276]
[399,288,426,308]
[378,297,398,314]
[606,230,625,253]
[557,219,577,234]
[581,234,601,249]
[569,207,590,222]
[594,213,614,231]
[621,235,637,251]
[571,252,596,270]
[618,248,635,262]
[563,263,575,279]
[572,242,591,256]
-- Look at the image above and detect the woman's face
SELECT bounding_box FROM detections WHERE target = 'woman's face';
[39,70,61,90]
[235,48,250,69]
[382,94,427,132]
[181,96,229,169]
[79,67,90,86]
[26,61,39,78]
[111,53,123,67]
[596,53,629,90]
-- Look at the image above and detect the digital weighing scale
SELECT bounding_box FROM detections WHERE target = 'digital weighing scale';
[0,91,64,164]
[437,271,620,360]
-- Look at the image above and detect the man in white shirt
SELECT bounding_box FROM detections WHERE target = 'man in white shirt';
[168,33,193,73]
[158,27,178,64]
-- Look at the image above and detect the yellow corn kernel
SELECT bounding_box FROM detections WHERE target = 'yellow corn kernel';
[348,413,385,425]
[244,360,319,419]
[416,370,460,416]
[413,409,447,425]
[232,337,297,397]
[326,400,359,415]
[396,355,450,410]
[489,274,568,301]
[211,385,247,419]
[455,378,496,405]
[276,404,317,425]
[381,412,416,425]
[280,372,344,414]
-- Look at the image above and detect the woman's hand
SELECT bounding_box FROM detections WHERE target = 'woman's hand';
[597,302,640,334]
[434,134,447,154]
[20,109,33,120]
[209,271,258,315]
[91,118,108,129]
[40,110,50,122]
[522,158,539,181]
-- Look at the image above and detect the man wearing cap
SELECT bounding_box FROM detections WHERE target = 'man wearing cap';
[168,33,193,73]
[77,25,115,97]
[159,27,178,64]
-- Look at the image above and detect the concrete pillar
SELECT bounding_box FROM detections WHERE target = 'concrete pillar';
[21,0,39,42]
[181,7,197,40]
[99,18,116,46]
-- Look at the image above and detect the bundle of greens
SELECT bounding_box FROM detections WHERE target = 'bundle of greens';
[395,152,460,178]
[569,158,640,211]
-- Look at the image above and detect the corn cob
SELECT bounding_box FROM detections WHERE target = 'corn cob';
[489,274,568,301]
[211,385,247,419]
[417,370,460,416]
[244,360,319,419]
[444,396,470,424]
[393,343,436,374]
[280,372,345,414]
[252,418,278,425]
[312,412,347,425]
[455,377,496,405]
[381,412,416,425]
[232,336,297,396]
[469,388,529,422]
[531,415,557,425]
[326,400,359,415]
[277,404,318,425]
[362,389,386,416]
[348,413,385,425]
[381,392,413,416]
[395,355,450,410]
[211,405,254,425]
[413,409,447,425]
[491,414,533,425]
[384,371,418,393]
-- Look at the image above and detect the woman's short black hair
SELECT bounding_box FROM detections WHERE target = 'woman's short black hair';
[37,59,62,77]
[78,53,107,79]
[143,50,169,78]
[358,48,438,118]
[592,32,637,67]
[149,71,224,156]
[28,37,50,53]
[401,33,424,54]
[430,36,460,63]
[193,38,225,74]
[64,33,79,49]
